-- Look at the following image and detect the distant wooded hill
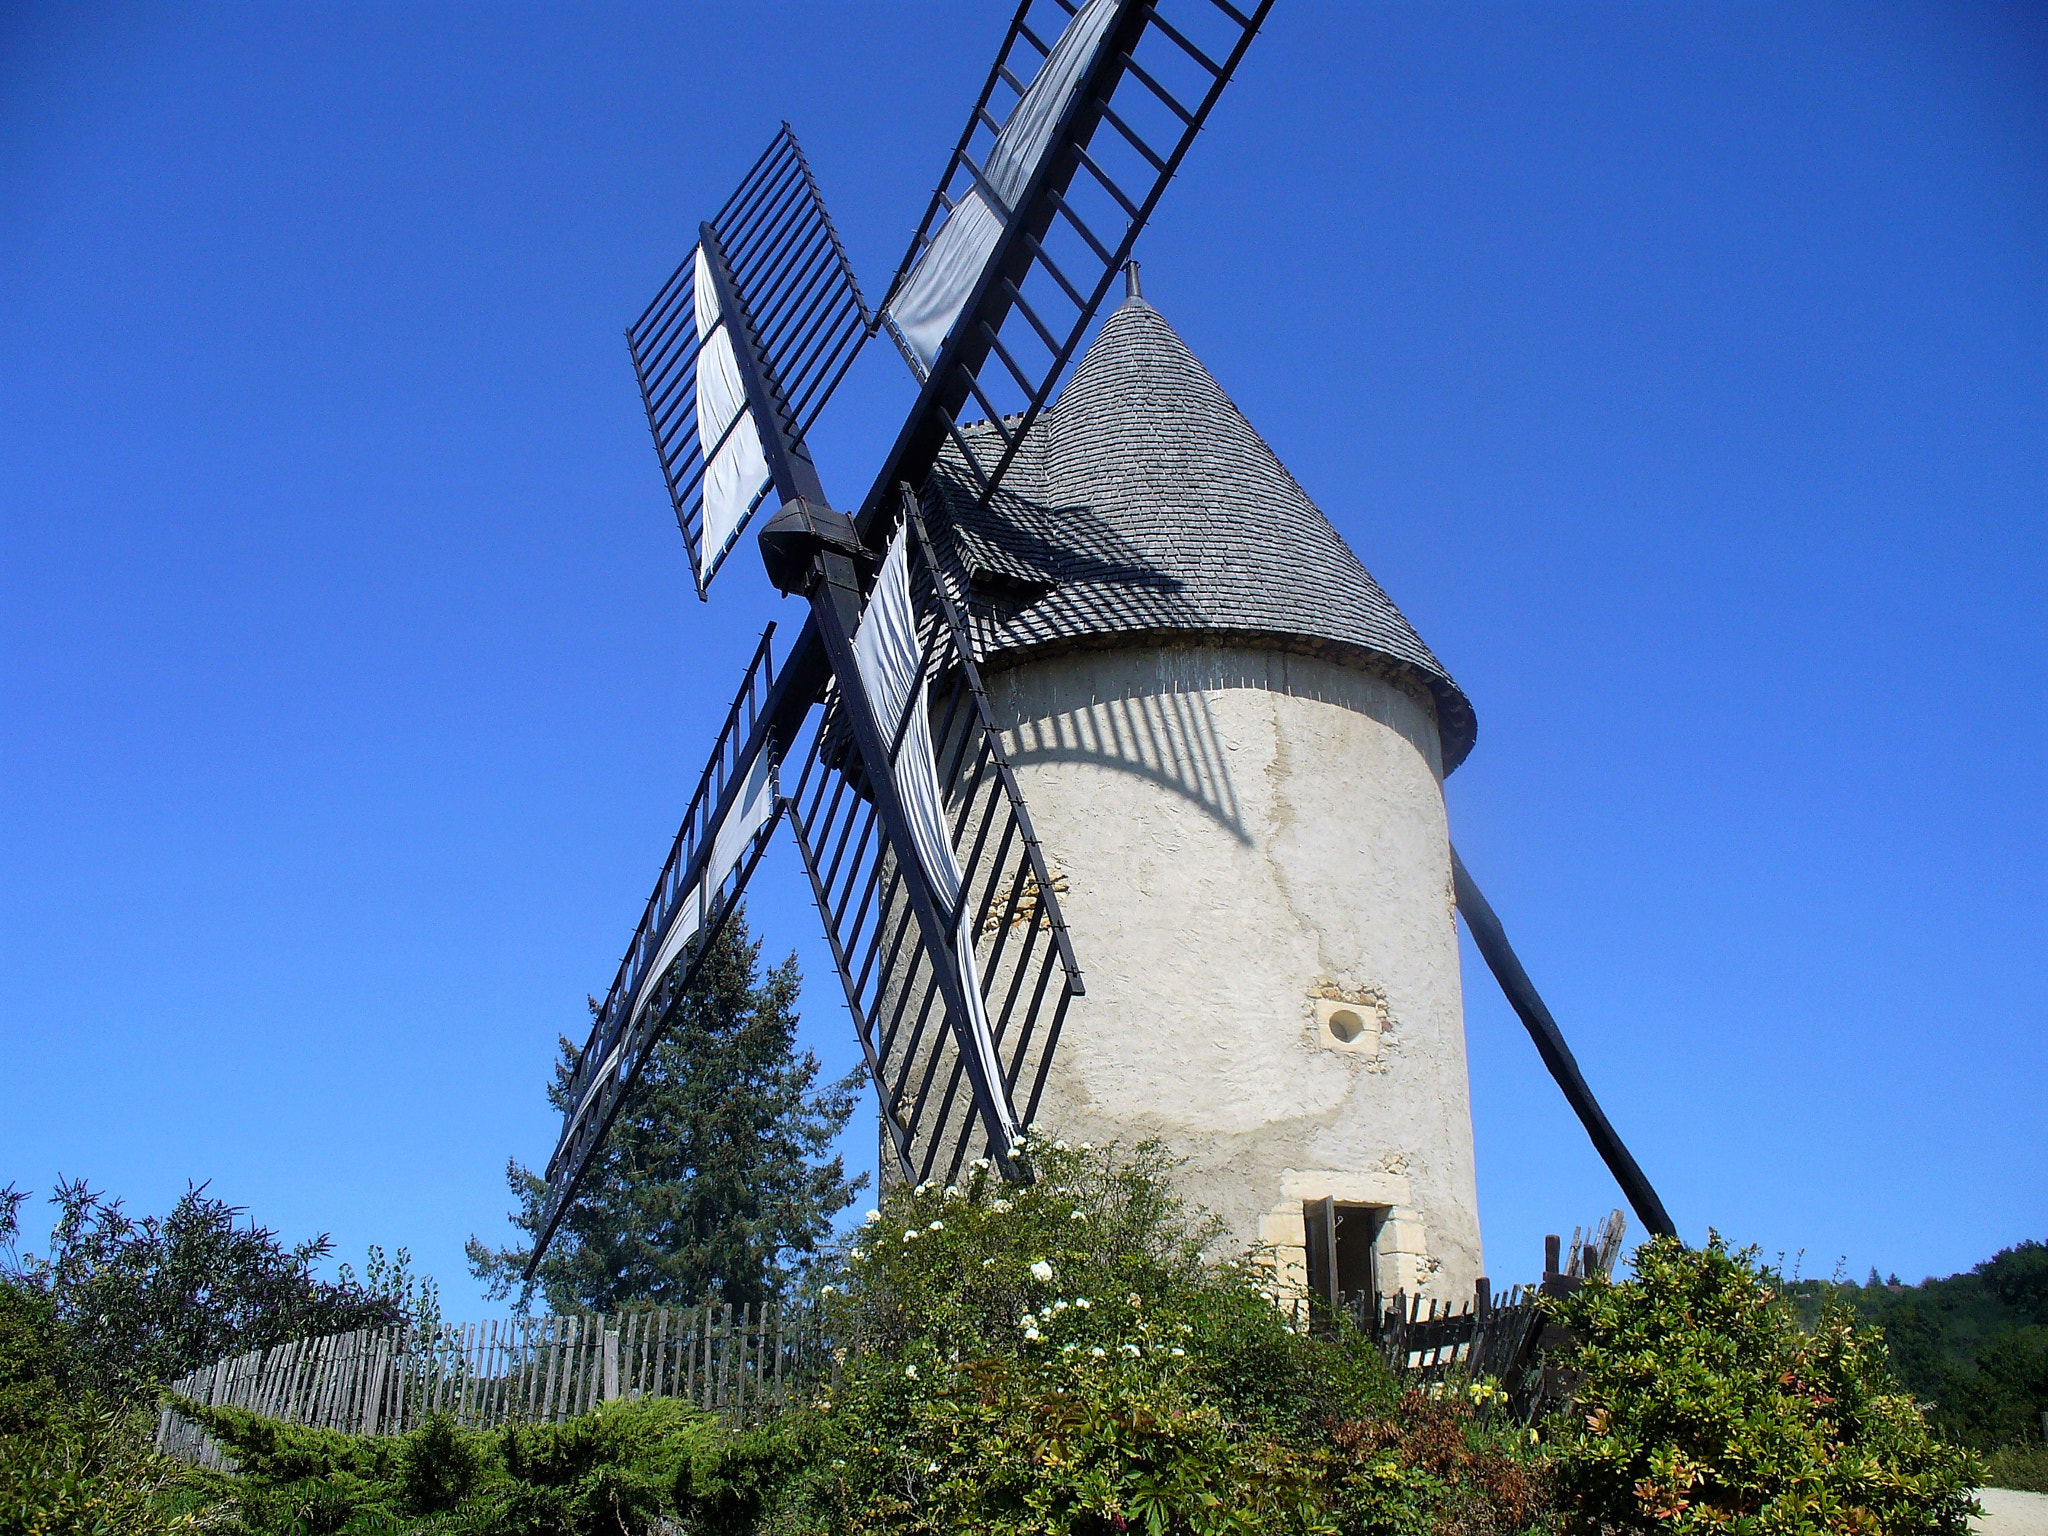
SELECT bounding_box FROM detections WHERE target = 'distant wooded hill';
[1792,1239,2047,1453]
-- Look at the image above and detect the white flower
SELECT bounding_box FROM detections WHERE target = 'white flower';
[1023,1327,1041,1341]
[1050,1300,1068,1313]
[971,1158,990,1172]
[943,1185,962,1200]
[1071,1210,1087,1222]
[927,1461,940,1473]
[903,1230,918,1244]
[1170,1347,1185,1357]
[1079,1142,1092,1150]
[982,1257,996,1268]
[990,1199,1012,1214]
[1074,1297,1091,1310]
[1121,1344,1141,1357]
[904,1365,919,1379]
[849,1249,865,1262]
[1020,1313,1037,1328]
[1030,1260,1054,1283]
[1054,1140,1070,1151]
[1061,1343,1076,1355]
[928,1220,944,1232]
[863,1210,881,1225]
[916,1181,933,1195]
[1089,1346,1106,1358]
[1127,1294,1142,1308]
[819,1285,835,1297]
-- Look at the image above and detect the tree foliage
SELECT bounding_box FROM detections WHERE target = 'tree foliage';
[468,910,866,1315]
[0,1179,427,1405]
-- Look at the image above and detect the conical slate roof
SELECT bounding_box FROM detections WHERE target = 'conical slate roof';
[927,292,1476,773]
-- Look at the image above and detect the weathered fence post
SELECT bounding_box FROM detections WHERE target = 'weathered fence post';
[602,1325,620,1402]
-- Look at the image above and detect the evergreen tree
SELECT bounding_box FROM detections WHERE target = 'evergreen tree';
[467,910,865,1314]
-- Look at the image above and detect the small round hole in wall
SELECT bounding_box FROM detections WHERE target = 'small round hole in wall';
[1327,1009,1365,1044]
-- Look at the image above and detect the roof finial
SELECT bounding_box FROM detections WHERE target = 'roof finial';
[1123,259,1142,302]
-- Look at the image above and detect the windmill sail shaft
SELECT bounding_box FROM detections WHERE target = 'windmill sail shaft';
[799,530,1029,1173]
[692,247,774,564]
[855,0,1274,540]
[697,225,828,508]
[527,632,788,1273]
[851,525,1018,1149]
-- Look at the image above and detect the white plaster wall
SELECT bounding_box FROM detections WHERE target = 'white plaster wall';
[981,641,1484,1304]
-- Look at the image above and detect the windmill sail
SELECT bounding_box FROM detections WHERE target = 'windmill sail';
[786,490,1081,1186]
[882,0,1122,375]
[627,126,873,596]
[533,630,785,1263]
[856,0,1273,535]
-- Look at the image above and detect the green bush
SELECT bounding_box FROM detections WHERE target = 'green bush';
[169,1393,715,1535]
[1543,1233,1980,1535]
[119,1147,1993,1535]
[0,1398,223,1536]
[0,1281,72,1439]
[677,1136,1550,1535]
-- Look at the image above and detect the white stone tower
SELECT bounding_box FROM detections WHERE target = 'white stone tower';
[927,275,1484,1305]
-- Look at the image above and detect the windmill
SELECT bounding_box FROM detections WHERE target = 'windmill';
[527,0,1676,1303]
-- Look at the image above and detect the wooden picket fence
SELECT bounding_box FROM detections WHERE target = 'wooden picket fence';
[160,1221,1623,1465]
[157,1301,829,1469]
[1368,1285,1552,1403]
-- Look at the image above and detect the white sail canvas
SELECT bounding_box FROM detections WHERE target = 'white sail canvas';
[694,247,773,570]
[884,0,1121,375]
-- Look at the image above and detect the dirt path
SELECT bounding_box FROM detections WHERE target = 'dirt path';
[1978,1488,2048,1536]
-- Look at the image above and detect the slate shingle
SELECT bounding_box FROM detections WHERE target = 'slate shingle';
[927,294,1477,773]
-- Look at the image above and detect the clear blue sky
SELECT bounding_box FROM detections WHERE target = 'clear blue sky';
[3,2,2041,1316]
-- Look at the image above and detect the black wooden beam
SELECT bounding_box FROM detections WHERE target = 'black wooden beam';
[1450,846,1677,1240]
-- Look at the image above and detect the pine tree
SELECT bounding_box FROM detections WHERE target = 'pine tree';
[467,909,865,1314]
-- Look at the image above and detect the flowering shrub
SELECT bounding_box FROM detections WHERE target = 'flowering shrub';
[1542,1234,1979,1535]
[679,1136,1548,1534]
